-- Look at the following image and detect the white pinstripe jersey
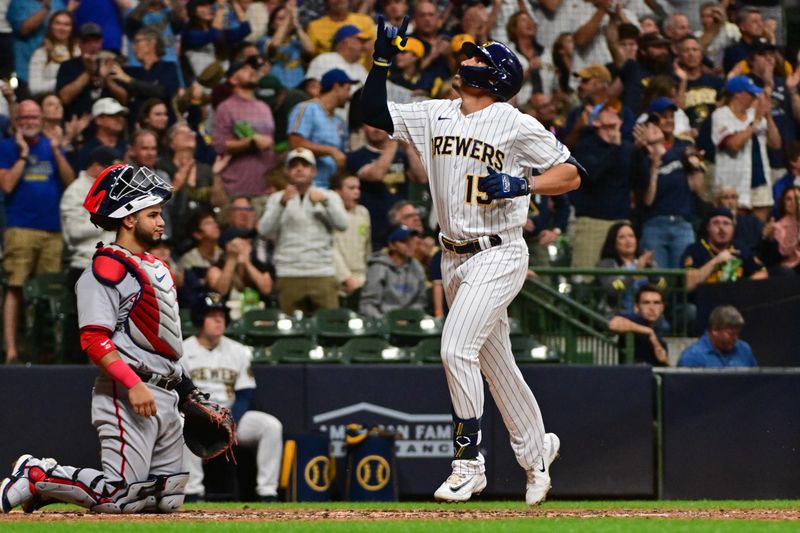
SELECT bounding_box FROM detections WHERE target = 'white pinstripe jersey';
[388,99,570,241]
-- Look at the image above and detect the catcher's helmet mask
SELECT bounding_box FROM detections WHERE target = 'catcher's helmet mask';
[458,41,524,102]
[84,164,173,220]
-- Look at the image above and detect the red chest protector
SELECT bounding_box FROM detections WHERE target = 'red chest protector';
[92,244,183,360]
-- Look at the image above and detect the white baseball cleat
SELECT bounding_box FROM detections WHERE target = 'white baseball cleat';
[434,471,487,502]
[526,433,561,506]
[434,454,487,502]
[1,454,34,513]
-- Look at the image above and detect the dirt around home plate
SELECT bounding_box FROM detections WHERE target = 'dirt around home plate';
[1,507,799,522]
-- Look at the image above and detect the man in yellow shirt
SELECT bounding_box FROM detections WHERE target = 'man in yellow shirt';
[306,0,375,63]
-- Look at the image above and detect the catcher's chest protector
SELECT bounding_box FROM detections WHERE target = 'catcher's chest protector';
[94,244,183,359]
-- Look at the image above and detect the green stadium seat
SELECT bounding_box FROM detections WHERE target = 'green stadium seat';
[409,337,442,365]
[311,308,384,347]
[338,337,409,364]
[22,272,67,362]
[53,291,82,364]
[250,345,274,365]
[270,338,342,364]
[240,309,309,347]
[385,309,443,347]
[180,308,198,339]
[511,336,558,364]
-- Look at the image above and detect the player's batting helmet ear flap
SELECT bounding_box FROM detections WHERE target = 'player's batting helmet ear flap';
[190,292,229,327]
[458,41,524,102]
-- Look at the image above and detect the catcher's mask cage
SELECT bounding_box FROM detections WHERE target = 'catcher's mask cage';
[84,164,173,219]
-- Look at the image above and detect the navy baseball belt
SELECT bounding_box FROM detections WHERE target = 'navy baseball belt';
[441,234,502,255]
[135,370,182,391]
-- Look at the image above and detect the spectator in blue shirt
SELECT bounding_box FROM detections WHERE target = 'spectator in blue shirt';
[678,305,758,368]
[636,97,703,268]
[0,99,75,363]
[288,69,355,188]
[608,284,669,366]
[8,0,69,83]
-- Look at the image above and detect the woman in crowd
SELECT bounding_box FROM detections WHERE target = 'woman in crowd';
[262,0,313,89]
[507,11,553,102]
[635,98,703,269]
[40,92,89,155]
[182,0,251,86]
[388,36,441,98]
[597,222,666,315]
[551,32,577,116]
[761,186,800,274]
[137,98,171,156]
[28,10,79,97]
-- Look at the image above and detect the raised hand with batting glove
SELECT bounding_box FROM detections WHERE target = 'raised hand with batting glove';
[477,167,530,199]
[373,15,410,67]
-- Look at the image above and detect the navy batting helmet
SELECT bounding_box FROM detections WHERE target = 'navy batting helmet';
[458,41,523,102]
[84,164,172,219]
[191,291,228,327]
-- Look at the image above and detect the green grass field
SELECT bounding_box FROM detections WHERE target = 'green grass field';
[1,500,798,532]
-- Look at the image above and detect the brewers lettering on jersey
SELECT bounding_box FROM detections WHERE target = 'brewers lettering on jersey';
[362,16,584,505]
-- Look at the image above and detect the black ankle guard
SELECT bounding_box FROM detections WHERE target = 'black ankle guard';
[452,416,481,460]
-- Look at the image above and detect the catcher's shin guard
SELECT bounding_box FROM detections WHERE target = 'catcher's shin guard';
[148,473,189,513]
[452,416,482,460]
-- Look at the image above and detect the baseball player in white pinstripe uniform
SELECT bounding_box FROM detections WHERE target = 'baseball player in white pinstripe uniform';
[361,17,585,505]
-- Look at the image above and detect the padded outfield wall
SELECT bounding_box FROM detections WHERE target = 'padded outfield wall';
[0,366,798,499]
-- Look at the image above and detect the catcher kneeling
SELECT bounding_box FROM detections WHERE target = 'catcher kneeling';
[0,165,235,514]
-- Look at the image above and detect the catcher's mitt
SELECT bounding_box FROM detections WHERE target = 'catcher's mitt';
[181,389,236,460]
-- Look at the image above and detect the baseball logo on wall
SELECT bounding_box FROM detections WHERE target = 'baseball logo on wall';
[313,402,452,458]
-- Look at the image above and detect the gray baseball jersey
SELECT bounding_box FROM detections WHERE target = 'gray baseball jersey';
[74,244,185,491]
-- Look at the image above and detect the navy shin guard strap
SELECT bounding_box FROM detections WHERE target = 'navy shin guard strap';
[452,416,481,460]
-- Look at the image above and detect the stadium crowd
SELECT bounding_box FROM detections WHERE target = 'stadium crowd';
[0,0,797,366]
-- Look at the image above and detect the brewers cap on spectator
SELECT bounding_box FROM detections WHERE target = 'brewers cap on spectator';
[402,37,426,59]
[725,75,763,96]
[332,24,370,47]
[750,37,778,54]
[707,207,735,222]
[226,55,264,77]
[451,34,475,54]
[92,98,128,118]
[573,64,611,82]
[88,146,122,168]
[79,22,103,39]
[320,68,358,91]
[285,147,316,167]
[649,97,678,114]
[386,224,419,243]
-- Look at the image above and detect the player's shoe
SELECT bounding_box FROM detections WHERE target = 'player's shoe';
[1,454,34,513]
[434,454,487,502]
[526,433,560,506]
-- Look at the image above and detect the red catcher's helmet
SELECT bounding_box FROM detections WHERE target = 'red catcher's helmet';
[84,165,172,219]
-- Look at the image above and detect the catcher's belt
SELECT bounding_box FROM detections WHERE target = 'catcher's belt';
[135,370,182,390]
[440,234,502,255]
